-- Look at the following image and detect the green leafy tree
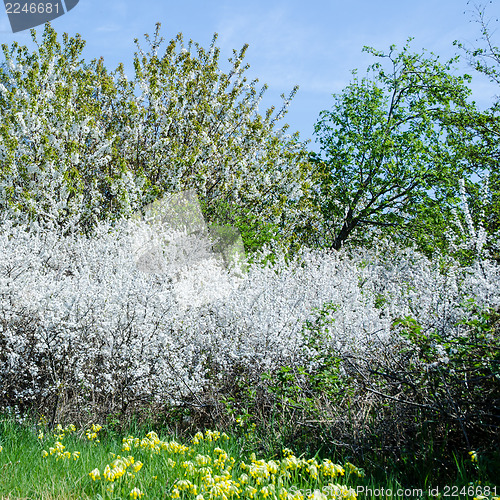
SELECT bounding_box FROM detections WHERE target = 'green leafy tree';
[304,41,475,253]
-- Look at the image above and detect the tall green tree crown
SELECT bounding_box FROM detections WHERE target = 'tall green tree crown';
[305,40,477,254]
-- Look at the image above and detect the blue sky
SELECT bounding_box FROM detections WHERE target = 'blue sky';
[1,0,500,150]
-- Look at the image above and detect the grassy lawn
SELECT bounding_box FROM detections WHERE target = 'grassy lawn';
[0,416,367,500]
[0,415,498,500]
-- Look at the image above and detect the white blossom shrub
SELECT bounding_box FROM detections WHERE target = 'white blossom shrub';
[268,239,500,466]
[0,213,498,431]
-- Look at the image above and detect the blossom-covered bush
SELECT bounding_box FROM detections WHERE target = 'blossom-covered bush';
[257,241,500,480]
[1,214,498,434]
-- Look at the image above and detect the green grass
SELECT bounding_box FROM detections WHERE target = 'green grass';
[0,416,365,500]
[0,415,497,500]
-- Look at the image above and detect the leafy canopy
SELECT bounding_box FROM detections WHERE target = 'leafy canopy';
[304,40,475,253]
[450,3,500,260]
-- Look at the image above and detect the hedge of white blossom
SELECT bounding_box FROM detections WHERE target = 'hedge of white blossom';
[0,24,498,472]
[1,209,498,424]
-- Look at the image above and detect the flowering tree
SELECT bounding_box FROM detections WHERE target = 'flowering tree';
[0,27,135,235]
[0,23,313,253]
[448,4,500,261]
[0,21,498,484]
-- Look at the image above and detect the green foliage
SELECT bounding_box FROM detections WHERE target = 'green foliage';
[2,13,500,497]
[198,196,286,261]
[304,40,476,253]
[0,415,372,500]
[388,305,500,466]
[217,298,500,487]
[447,4,500,261]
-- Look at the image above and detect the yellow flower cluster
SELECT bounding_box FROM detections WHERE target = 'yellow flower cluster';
[36,422,76,443]
[171,478,199,497]
[89,453,144,500]
[236,449,361,500]
[34,423,363,500]
[204,473,241,499]
[194,453,212,466]
[42,439,80,462]
[129,487,144,498]
[326,484,358,500]
[100,455,142,482]
[282,454,302,472]
[163,441,359,500]
[191,429,230,445]
[242,455,280,484]
[343,463,364,478]
[89,467,101,481]
[214,447,236,471]
[52,423,76,440]
[241,450,363,484]
[86,423,102,443]
[39,422,80,462]
[119,434,238,500]
[321,459,347,479]
[122,431,190,455]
